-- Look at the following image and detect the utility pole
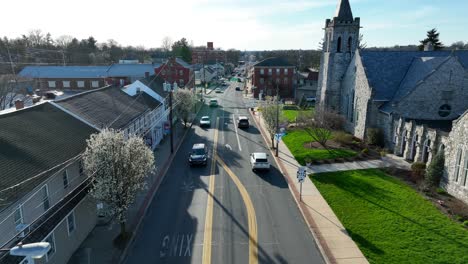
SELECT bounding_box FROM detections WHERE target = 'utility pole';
[275,81,280,157]
[169,85,174,154]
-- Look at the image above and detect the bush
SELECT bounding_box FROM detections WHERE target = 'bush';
[463,221,468,227]
[411,162,426,182]
[425,151,445,187]
[436,187,448,195]
[334,131,354,145]
[366,128,385,147]
[283,105,299,110]
[361,148,369,154]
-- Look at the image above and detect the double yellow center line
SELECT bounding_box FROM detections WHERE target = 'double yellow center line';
[202,117,258,264]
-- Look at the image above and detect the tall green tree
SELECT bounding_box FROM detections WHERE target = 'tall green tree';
[419,28,444,51]
[172,38,192,63]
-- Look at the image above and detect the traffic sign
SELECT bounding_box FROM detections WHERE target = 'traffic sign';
[297,166,307,183]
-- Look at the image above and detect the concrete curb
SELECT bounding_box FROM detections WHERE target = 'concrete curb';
[118,105,205,264]
[249,109,334,264]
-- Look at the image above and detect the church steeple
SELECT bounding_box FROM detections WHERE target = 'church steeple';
[335,0,354,21]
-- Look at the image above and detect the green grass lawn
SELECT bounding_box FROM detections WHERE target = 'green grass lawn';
[283,108,314,122]
[311,169,468,264]
[282,129,356,164]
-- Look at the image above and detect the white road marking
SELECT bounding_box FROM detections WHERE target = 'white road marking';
[232,114,242,151]
[160,234,193,258]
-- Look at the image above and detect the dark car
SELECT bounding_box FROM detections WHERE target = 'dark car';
[237,116,249,128]
[235,86,241,91]
[189,143,208,166]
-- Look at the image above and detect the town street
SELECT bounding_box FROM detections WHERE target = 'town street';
[124,81,325,264]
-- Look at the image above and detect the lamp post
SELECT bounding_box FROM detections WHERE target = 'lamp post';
[164,82,174,154]
[275,81,280,157]
[1,242,51,264]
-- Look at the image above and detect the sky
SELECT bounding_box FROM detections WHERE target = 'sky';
[1,0,467,51]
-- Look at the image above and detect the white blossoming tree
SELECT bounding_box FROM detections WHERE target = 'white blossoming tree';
[174,89,194,127]
[83,129,154,239]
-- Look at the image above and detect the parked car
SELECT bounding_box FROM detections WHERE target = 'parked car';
[189,143,208,166]
[215,88,222,93]
[235,86,241,91]
[209,99,218,107]
[250,152,270,171]
[200,116,211,127]
[237,116,249,128]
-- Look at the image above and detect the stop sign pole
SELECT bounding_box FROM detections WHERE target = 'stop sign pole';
[297,166,307,202]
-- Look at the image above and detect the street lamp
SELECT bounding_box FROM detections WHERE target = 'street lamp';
[163,81,175,154]
[2,242,50,264]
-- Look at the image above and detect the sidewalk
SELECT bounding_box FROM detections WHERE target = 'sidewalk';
[250,109,374,264]
[68,115,199,264]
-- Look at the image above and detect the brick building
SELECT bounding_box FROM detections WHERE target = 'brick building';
[250,57,295,99]
[154,57,194,88]
[191,42,226,65]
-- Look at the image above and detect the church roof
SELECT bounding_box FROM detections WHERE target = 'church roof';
[335,0,354,21]
[360,50,468,102]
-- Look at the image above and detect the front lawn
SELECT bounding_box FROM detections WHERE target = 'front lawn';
[311,169,468,264]
[283,108,314,122]
[282,129,356,164]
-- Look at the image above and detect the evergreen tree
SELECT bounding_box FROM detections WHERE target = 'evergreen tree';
[419,28,444,51]
[425,150,445,187]
[171,38,192,63]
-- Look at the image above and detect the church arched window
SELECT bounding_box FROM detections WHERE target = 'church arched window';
[337,37,342,52]
[348,36,353,51]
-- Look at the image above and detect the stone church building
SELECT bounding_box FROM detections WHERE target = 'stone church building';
[316,0,468,203]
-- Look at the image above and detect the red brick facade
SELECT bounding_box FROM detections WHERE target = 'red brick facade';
[252,66,295,99]
[191,42,226,65]
[35,78,107,91]
[154,58,194,88]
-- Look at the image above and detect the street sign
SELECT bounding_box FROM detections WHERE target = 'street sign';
[297,166,307,183]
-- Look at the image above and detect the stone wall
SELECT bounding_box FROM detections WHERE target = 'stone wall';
[443,111,468,204]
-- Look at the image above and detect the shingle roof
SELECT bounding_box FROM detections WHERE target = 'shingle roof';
[107,63,158,77]
[254,57,294,67]
[0,103,97,212]
[139,75,168,98]
[360,50,468,101]
[136,92,162,109]
[56,86,149,129]
[335,0,354,21]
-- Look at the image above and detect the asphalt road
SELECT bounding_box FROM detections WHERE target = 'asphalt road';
[124,81,325,264]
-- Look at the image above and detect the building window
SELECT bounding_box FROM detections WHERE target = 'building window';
[463,154,468,186]
[348,36,353,52]
[162,70,166,75]
[276,68,280,74]
[42,185,50,211]
[284,77,288,84]
[63,81,70,88]
[44,233,56,261]
[14,205,24,226]
[275,78,280,85]
[48,81,56,88]
[92,81,99,88]
[438,104,451,117]
[260,69,264,74]
[284,69,288,74]
[259,78,264,84]
[179,79,184,86]
[179,70,183,76]
[77,81,85,88]
[67,211,76,235]
[454,149,463,182]
[63,170,69,189]
[337,36,342,52]
[268,68,272,75]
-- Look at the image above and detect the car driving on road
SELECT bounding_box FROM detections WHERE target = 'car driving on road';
[189,143,208,166]
[200,116,210,127]
[250,152,270,171]
[209,99,218,107]
[237,116,249,128]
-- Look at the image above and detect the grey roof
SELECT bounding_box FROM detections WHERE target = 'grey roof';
[254,57,294,67]
[136,92,162,109]
[175,58,191,68]
[107,63,158,77]
[56,86,150,129]
[139,75,169,98]
[18,63,159,79]
[0,102,97,212]
[335,0,354,21]
[19,66,109,78]
[360,50,468,101]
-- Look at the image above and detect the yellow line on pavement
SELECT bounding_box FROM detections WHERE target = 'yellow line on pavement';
[202,117,219,264]
[216,154,258,264]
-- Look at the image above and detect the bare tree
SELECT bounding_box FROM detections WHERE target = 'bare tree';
[83,129,154,239]
[161,36,173,52]
[174,89,194,127]
[261,99,287,148]
[358,33,367,50]
[300,107,345,149]
[0,75,21,110]
[55,35,73,49]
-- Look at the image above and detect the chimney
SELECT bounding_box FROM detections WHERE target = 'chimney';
[145,72,150,78]
[424,43,434,51]
[15,99,24,110]
[207,42,214,50]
